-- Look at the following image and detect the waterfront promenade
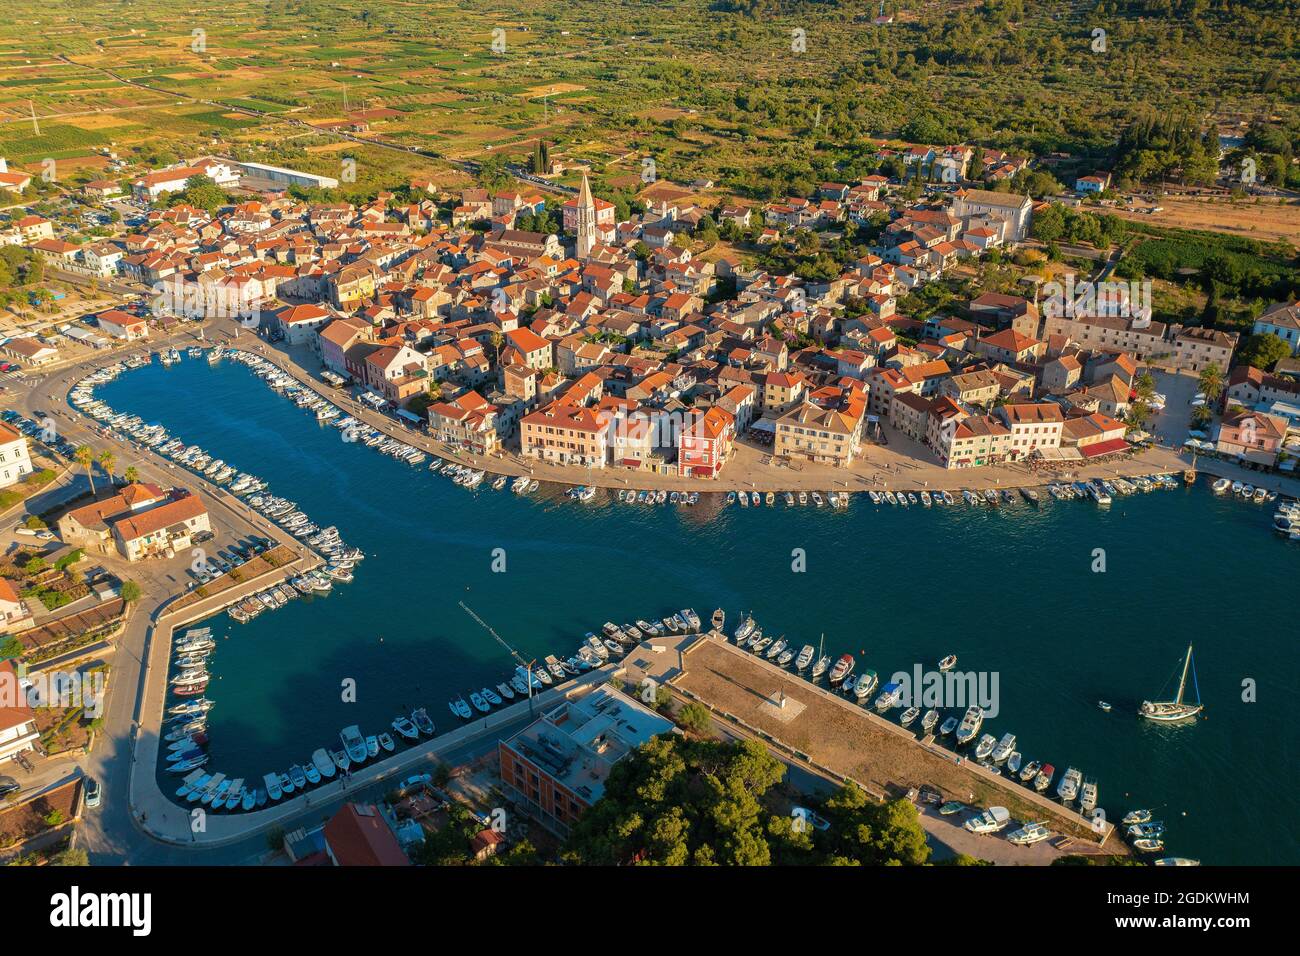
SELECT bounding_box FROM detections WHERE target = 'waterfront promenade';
[214,321,1300,501]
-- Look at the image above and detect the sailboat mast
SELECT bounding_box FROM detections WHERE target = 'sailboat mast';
[1175,644,1193,704]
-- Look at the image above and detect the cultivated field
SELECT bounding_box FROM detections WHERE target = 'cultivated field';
[1112,198,1300,245]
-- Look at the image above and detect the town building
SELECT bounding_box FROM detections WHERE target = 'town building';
[0,422,33,489]
[520,401,610,467]
[498,685,676,835]
[0,660,40,763]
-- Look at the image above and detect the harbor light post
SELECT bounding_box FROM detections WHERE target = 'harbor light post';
[526,658,537,715]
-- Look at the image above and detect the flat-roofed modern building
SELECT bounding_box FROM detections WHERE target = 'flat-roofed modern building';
[498,685,676,835]
[231,160,340,190]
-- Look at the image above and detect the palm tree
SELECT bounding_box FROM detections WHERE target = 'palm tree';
[124,465,140,484]
[98,450,116,486]
[74,446,96,495]
[1197,362,1225,405]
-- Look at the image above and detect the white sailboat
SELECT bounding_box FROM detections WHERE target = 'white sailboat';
[1140,643,1203,722]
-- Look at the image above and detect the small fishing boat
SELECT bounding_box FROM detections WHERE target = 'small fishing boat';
[1098,701,1112,712]
[711,608,726,631]
[1128,821,1166,839]
[366,735,380,758]
[288,765,308,790]
[1080,779,1099,814]
[330,750,349,774]
[1153,857,1200,866]
[1132,838,1165,853]
[1019,759,1040,783]
[938,801,965,816]
[1122,809,1153,826]
[899,706,921,728]
[378,732,395,752]
[1034,764,1054,793]
[1007,752,1022,776]
[974,733,997,759]
[939,716,959,736]
[938,653,957,672]
[392,715,419,741]
[920,709,939,733]
[449,697,473,720]
[304,763,322,785]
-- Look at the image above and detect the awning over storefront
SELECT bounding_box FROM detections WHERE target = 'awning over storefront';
[1080,438,1130,458]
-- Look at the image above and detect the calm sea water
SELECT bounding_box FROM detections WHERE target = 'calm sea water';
[101,357,1298,865]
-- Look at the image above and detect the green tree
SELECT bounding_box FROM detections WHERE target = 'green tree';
[119,580,142,603]
[1237,333,1291,371]
[821,783,930,865]
[676,701,713,735]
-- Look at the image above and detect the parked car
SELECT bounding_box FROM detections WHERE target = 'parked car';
[0,776,20,799]
[84,777,102,809]
[14,527,55,540]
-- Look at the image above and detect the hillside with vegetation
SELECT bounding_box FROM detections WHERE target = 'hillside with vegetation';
[0,0,1295,200]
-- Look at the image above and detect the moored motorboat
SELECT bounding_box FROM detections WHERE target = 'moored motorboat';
[1057,766,1082,803]
[828,654,855,685]
[955,705,984,745]
[392,715,419,741]
[263,773,283,801]
[312,748,336,779]
[340,725,369,764]
[412,707,435,736]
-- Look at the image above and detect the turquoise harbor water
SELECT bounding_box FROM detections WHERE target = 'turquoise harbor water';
[100,357,1298,865]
